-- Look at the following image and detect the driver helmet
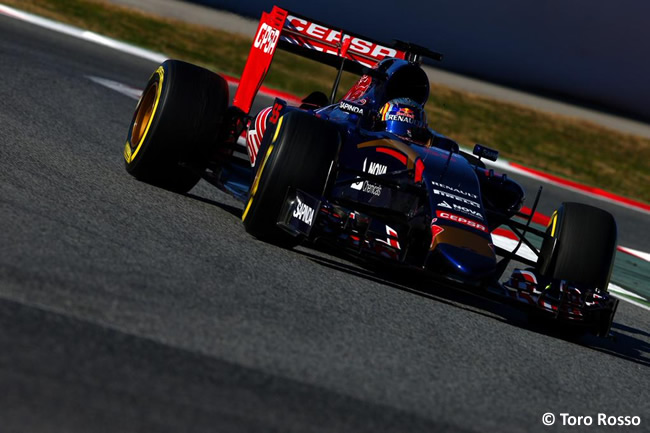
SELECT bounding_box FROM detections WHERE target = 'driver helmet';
[379,97,430,145]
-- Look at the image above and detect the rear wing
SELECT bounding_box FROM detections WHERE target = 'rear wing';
[233,6,440,114]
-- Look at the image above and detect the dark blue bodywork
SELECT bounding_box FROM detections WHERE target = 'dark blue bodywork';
[218,59,525,285]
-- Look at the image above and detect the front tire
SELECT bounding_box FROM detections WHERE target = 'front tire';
[242,110,341,245]
[537,202,617,292]
[124,59,229,193]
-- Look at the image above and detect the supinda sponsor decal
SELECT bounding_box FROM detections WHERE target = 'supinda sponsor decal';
[339,101,365,115]
[292,197,315,226]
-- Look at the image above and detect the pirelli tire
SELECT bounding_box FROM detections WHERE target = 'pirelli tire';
[123,59,228,193]
[537,202,617,292]
[242,110,341,245]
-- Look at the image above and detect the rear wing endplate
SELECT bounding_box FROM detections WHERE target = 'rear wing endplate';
[233,6,410,114]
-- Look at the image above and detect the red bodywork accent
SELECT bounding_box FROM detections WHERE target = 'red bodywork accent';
[269,101,283,124]
[343,75,372,101]
[386,226,400,249]
[517,270,537,284]
[430,224,445,249]
[233,7,288,114]
[415,159,425,182]
[340,38,352,57]
[246,106,273,165]
[376,147,407,165]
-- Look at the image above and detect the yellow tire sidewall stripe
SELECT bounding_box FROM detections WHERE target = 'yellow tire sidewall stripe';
[549,210,558,237]
[124,66,165,164]
[271,115,284,143]
[242,143,275,221]
[241,116,284,222]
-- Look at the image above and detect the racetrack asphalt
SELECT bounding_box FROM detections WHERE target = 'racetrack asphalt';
[1,13,649,433]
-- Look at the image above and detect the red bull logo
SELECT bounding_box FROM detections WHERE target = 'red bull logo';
[395,107,415,118]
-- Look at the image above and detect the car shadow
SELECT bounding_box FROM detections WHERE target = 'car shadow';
[580,327,650,368]
[295,246,528,327]
[182,191,650,368]
[294,244,650,368]
[611,322,650,338]
[184,192,243,219]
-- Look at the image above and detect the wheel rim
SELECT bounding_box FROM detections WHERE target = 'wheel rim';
[131,82,158,147]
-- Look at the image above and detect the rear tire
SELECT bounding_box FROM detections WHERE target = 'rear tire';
[123,59,229,193]
[537,202,617,291]
[242,110,341,245]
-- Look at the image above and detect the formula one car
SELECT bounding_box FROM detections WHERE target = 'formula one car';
[122,6,619,337]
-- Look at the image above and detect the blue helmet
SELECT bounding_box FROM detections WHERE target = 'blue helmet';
[379,97,430,145]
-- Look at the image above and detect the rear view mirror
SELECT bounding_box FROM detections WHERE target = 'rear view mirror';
[473,144,498,162]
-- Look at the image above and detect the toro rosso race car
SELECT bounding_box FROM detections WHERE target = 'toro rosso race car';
[123,6,619,337]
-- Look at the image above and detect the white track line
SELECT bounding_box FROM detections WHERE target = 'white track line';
[491,234,537,262]
[609,288,650,311]
[87,76,142,100]
[609,283,647,301]
[0,4,167,63]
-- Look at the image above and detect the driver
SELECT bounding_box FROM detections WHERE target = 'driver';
[378,97,432,146]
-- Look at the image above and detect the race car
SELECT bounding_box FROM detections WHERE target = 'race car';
[122,6,619,337]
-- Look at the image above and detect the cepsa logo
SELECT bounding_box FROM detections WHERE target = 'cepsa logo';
[254,23,280,54]
[436,211,488,233]
[285,15,397,63]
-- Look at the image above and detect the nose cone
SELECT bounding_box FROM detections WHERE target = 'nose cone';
[427,243,496,282]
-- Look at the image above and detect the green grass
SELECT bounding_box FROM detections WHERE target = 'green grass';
[4,0,650,203]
